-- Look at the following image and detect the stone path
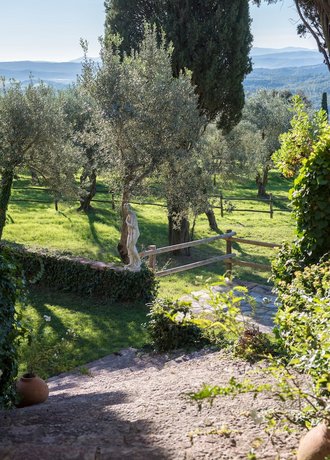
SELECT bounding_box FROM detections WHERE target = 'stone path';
[0,349,301,460]
[181,280,278,332]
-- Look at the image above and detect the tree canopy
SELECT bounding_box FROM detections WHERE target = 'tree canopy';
[80,26,204,260]
[225,90,292,196]
[0,80,79,239]
[104,0,253,130]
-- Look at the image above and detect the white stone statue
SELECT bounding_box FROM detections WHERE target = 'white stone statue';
[124,203,141,272]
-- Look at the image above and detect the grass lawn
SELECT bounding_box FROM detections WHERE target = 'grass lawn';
[7,171,295,376]
[5,171,295,299]
[18,286,149,379]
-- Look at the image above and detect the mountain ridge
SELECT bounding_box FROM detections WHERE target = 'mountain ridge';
[0,48,328,107]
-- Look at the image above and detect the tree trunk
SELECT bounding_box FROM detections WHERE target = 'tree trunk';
[168,212,190,256]
[77,168,97,212]
[117,187,131,263]
[256,167,270,198]
[0,169,14,240]
[205,208,220,232]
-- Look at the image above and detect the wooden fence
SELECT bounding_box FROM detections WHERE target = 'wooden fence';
[212,192,291,219]
[140,230,281,277]
[11,187,290,216]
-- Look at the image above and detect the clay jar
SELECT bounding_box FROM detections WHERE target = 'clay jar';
[16,373,49,408]
[297,422,330,460]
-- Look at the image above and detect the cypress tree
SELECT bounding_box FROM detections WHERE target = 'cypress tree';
[104,0,253,130]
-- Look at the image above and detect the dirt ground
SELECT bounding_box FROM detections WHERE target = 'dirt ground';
[0,348,303,460]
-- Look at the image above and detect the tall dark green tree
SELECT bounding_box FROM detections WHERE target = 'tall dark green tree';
[105,0,253,248]
[104,0,253,130]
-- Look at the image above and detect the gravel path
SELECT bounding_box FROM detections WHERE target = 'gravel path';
[0,348,302,460]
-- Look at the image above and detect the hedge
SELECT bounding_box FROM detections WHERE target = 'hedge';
[0,241,158,303]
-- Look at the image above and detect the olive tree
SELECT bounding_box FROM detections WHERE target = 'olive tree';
[61,86,103,212]
[0,80,80,239]
[225,90,292,197]
[81,26,204,262]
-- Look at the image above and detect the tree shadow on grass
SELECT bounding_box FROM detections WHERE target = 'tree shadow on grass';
[25,286,150,376]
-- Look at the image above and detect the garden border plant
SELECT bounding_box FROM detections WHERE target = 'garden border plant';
[0,241,158,303]
[0,247,27,408]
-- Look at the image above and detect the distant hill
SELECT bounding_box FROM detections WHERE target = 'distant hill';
[244,64,329,108]
[0,61,83,88]
[250,47,323,69]
[0,48,328,108]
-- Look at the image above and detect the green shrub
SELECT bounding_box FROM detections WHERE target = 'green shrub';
[19,316,79,379]
[147,277,274,359]
[234,324,274,362]
[272,98,330,280]
[274,258,330,398]
[0,241,158,303]
[146,298,209,352]
[0,247,27,408]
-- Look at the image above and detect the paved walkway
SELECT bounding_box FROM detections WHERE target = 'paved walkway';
[181,280,278,333]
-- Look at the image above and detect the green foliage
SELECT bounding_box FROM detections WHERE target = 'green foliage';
[0,79,80,239]
[189,361,329,428]
[273,96,328,178]
[4,170,294,296]
[272,97,330,270]
[194,278,273,361]
[190,261,330,430]
[274,259,330,400]
[147,277,273,360]
[234,324,274,362]
[20,316,79,379]
[291,134,330,264]
[0,248,26,408]
[81,25,204,258]
[225,90,292,195]
[18,287,149,379]
[146,298,209,352]
[105,0,253,129]
[1,242,157,303]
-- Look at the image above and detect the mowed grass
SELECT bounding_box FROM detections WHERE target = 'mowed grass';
[5,171,295,299]
[6,171,295,376]
[18,287,149,378]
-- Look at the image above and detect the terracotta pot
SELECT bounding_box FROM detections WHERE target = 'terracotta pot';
[297,422,330,460]
[16,373,49,408]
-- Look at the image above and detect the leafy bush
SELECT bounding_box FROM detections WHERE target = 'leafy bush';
[0,247,27,408]
[20,315,79,379]
[146,298,209,352]
[197,280,273,362]
[234,324,274,362]
[274,258,330,399]
[272,97,330,280]
[147,277,273,360]
[0,241,158,303]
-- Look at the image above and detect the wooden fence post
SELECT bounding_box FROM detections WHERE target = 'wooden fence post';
[225,229,233,275]
[269,193,273,219]
[148,245,157,271]
[54,199,59,211]
[111,192,115,210]
[220,192,224,218]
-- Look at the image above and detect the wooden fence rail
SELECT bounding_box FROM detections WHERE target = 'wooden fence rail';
[12,186,290,216]
[140,229,280,277]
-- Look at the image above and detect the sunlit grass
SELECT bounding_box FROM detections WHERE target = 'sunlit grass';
[5,171,295,299]
[18,287,149,379]
[7,171,296,374]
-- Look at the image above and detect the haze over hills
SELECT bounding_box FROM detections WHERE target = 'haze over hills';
[251,47,323,68]
[0,47,328,106]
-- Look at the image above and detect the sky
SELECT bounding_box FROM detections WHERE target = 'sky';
[0,0,317,62]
